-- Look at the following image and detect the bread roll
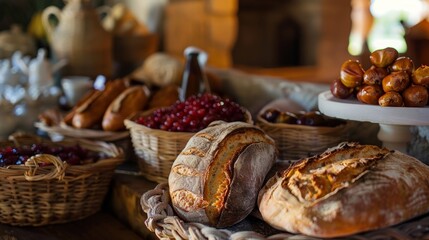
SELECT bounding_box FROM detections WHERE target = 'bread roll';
[130,53,183,87]
[148,84,179,109]
[102,85,150,131]
[168,121,277,228]
[63,89,98,126]
[258,142,429,238]
[72,79,128,129]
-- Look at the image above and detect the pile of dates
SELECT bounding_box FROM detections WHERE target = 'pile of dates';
[261,109,345,127]
[331,47,429,107]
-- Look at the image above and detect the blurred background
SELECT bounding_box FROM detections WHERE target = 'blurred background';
[1,0,429,82]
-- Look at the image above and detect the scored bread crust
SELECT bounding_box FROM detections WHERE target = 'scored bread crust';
[168,121,277,228]
[258,142,429,238]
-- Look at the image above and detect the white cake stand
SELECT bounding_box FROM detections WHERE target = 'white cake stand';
[318,91,429,153]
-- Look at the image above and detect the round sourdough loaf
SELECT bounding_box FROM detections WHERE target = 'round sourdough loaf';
[168,121,277,228]
[258,142,429,238]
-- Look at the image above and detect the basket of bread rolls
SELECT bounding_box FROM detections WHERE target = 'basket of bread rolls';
[35,77,151,162]
[256,98,350,160]
[0,132,123,226]
[141,139,429,239]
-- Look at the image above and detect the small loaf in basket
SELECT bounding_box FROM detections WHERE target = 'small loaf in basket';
[258,142,429,238]
[168,121,277,228]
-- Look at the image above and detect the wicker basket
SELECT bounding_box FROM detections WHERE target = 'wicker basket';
[256,115,350,160]
[0,133,124,226]
[124,109,253,183]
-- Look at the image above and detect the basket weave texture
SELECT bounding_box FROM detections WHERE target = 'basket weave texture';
[141,183,429,240]
[0,134,124,226]
[124,109,253,183]
[256,115,350,160]
[34,121,130,142]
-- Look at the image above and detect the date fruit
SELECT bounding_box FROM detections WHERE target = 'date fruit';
[412,65,429,88]
[402,85,429,107]
[340,60,364,88]
[330,78,353,99]
[369,47,398,68]
[390,56,414,74]
[378,92,403,107]
[357,85,383,105]
[382,71,410,93]
[276,112,298,124]
[363,66,388,85]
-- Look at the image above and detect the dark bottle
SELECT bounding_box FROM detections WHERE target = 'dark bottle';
[179,51,210,101]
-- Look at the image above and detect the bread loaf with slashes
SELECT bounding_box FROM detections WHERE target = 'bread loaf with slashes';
[168,121,277,228]
[258,142,429,238]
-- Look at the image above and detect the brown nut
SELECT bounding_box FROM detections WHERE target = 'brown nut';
[382,71,410,92]
[412,65,429,88]
[275,112,298,124]
[261,109,281,123]
[378,92,403,107]
[369,47,399,68]
[363,65,389,85]
[330,78,353,99]
[390,56,414,74]
[357,84,384,105]
[340,60,364,88]
[296,111,326,126]
[402,85,429,107]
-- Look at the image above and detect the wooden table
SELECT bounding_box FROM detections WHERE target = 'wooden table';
[0,211,142,240]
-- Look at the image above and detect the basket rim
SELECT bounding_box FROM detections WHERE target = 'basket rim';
[256,114,348,130]
[125,107,253,135]
[0,135,124,179]
[34,121,130,141]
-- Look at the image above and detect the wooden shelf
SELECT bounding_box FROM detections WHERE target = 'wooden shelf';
[0,211,142,240]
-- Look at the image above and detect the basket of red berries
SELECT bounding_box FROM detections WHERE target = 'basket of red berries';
[0,133,123,226]
[257,109,349,160]
[124,93,252,183]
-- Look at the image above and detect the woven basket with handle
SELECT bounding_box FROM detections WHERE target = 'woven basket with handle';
[0,133,124,226]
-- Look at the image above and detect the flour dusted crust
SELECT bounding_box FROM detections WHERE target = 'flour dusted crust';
[258,142,429,238]
[168,121,277,228]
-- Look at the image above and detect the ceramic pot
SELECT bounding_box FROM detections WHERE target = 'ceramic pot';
[42,0,113,79]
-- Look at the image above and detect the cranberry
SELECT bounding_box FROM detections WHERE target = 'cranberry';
[135,93,246,132]
[0,143,100,167]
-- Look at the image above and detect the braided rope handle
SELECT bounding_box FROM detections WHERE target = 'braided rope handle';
[24,154,67,181]
[140,184,305,240]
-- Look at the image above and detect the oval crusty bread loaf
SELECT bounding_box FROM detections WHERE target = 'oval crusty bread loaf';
[102,85,150,131]
[258,142,429,238]
[168,121,277,228]
[72,79,128,129]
